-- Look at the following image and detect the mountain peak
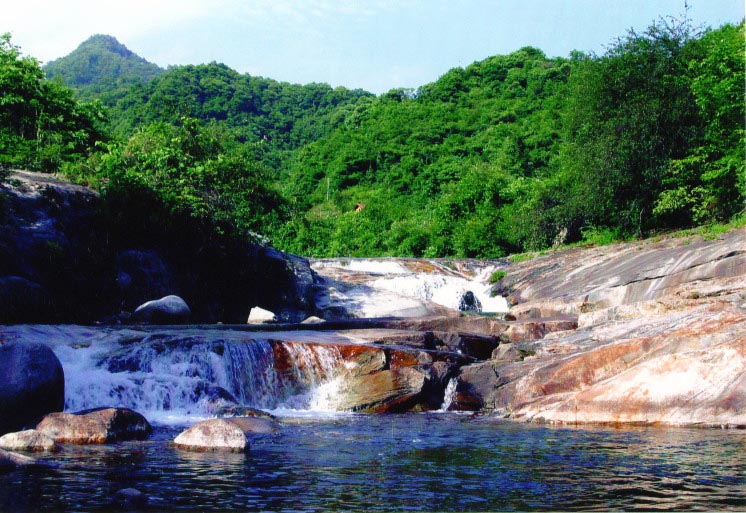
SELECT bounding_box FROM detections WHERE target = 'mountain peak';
[79,34,136,58]
[44,34,163,95]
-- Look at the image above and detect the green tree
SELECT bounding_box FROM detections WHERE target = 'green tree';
[0,33,106,174]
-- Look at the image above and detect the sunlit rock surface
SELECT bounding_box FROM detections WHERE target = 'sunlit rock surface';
[451,229,746,427]
[36,407,152,444]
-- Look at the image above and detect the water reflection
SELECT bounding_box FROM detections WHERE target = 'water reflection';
[1,415,744,511]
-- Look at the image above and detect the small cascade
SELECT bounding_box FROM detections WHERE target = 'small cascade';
[57,333,348,422]
[440,377,458,412]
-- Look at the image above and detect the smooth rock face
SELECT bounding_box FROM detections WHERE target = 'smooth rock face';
[453,230,746,427]
[174,418,250,452]
[247,306,277,324]
[132,295,191,324]
[0,430,59,452]
[36,407,152,444]
[0,342,65,435]
[335,368,428,413]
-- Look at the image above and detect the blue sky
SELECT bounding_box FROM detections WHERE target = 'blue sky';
[5,0,744,94]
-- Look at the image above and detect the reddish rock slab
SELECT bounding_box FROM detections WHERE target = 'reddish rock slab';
[36,407,152,444]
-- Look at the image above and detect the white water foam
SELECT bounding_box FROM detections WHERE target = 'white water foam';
[371,268,508,313]
[27,327,350,424]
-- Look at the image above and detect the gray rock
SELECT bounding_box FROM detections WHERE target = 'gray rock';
[173,418,250,452]
[247,306,277,324]
[0,342,65,435]
[132,295,191,324]
[0,429,59,452]
[491,343,522,362]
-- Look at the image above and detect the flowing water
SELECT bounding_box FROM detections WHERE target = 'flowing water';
[1,415,744,511]
[2,325,744,511]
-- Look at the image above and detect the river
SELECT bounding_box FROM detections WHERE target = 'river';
[2,414,744,511]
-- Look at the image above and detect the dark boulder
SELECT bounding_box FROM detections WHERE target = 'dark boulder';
[36,407,152,444]
[0,276,56,324]
[112,488,148,509]
[116,249,175,311]
[458,290,482,313]
[0,342,65,435]
[132,295,191,324]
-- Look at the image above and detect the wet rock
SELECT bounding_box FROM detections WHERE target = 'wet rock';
[132,295,191,324]
[0,430,59,452]
[337,345,387,376]
[225,416,278,434]
[0,342,65,435]
[113,488,148,509]
[335,367,428,413]
[36,407,152,444]
[458,290,482,313]
[301,315,325,324]
[215,405,276,420]
[174,418,250,452]
[247,306,277,324]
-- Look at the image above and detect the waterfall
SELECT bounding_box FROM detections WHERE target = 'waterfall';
[54,332,347,423]
[440,377,458,412]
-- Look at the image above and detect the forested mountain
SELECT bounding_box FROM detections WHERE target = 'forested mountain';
[4,17,744,258]
[44,34,163,104]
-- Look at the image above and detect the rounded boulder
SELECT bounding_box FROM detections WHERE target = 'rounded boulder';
[132,295,191,324]
[0,342,65,435]
[174,418,250,452]
[36,407,152,444]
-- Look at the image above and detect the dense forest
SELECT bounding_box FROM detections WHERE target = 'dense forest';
[1,16,744,258]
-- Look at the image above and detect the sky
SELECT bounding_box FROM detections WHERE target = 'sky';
[4,0,744,94]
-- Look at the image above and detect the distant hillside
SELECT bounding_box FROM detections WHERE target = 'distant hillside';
[44,34,163,103]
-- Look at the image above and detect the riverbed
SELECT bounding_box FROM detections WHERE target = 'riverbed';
[2,414,744,511]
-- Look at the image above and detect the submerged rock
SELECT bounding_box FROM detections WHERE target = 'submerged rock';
[112,488,148,509]
[0,430,59,452]
[0,448,37,469]
[132,295,191,324]
[0,342,65,435]
[36,407,152,444]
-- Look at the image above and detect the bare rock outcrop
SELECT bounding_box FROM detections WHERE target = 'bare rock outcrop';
[455,229,746,427]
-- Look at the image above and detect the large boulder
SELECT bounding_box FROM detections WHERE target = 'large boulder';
[247,306,277,324]
[36,407,152,444]
[173,418,252,452]
[335,367,428,413]
[116,249,175,311]
[0,430,59,452]
[0,342,65,435]
[132,295,191,324]
[0,276,56,324]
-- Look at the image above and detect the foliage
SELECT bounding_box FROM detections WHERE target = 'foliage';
[489,270,507,284]
[8,18,744,258]
[44,34,163,104]
[0,33,107,173]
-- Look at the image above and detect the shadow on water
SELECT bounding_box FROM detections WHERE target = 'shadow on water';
[2,415,744,512]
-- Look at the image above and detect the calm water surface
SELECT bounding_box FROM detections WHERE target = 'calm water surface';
[1,414,744,511]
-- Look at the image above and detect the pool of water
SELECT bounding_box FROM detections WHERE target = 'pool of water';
[2,414,744,511]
